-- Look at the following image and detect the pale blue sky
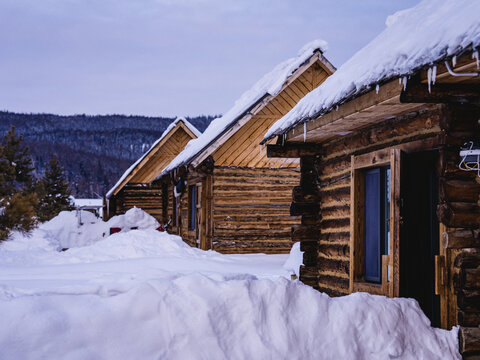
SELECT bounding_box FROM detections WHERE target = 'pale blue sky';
[0,0,419,117]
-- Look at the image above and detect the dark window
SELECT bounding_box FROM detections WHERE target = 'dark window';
[364,167,390,283]
[189,185,196,230]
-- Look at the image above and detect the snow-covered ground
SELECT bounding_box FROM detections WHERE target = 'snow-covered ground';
[0,209,460,359]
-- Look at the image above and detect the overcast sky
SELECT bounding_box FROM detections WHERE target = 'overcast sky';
[0,0,419,117]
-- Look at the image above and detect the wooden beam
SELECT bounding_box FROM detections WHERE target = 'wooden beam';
[442,229,479,249]
[459,327,480,354]
[401,79,480,104]
[267,144,322,158]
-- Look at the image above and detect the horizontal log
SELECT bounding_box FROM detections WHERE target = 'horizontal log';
[213,169,300,180]
[401,79,480,104]
[321,106,443,161]
[458,310,480,327]
[300,156,317,171]
[267,144,322,158]
[455,249,480,269]
[317,286,348,297]
[319,231,350,243]
[300,240,318,252]
[439,178,480,203]
[442,229,479,249]
[318,243,349,258]
[299,265,318,280]
[292,186,319,203]
[318,258,349,275]
[462,269,480,289]
[213,235,292,241]
[301,215,321,226]
[290,202,320,216]
[320,205,350,219]
[303,250,317,267]
[443,103,480,131]
[318,274,349,291]
[437,202,480,228]
[458,289,480,312]
[292,225,320,242]
[459,327,480,354]
[321,218,350,229]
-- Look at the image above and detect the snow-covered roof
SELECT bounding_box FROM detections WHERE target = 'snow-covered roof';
[264,0,480,142]
[73,198,103,208]
[106,117,200,198]
[162,39,328,174]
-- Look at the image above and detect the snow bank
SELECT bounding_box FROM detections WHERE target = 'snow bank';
[282,242,303,277]
[106,117,201,198]
[264,0,480,141]
[162,39,327,174]
[0,207,160,261]
[0,209,460,359]
[0,275,459,360]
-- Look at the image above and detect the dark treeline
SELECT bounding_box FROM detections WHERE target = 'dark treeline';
[0,111,217,198]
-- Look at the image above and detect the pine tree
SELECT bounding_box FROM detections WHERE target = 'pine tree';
[36,154,73,222]
[0,126,38,240]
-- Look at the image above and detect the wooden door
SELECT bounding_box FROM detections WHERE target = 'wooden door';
[400,150,441,327]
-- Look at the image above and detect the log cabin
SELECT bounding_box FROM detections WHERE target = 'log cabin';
[157,40,336,253]
[104,117,201,222]
[262,1,480,356]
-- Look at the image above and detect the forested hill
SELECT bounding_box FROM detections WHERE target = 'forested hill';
[0,112,216,198]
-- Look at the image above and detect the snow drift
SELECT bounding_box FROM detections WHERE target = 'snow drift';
[0,275,459,360]
[0,210,460,359]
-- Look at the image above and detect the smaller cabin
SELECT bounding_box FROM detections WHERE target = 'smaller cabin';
[158,40,336,254]
[263,1,480,356]
[104,117,200,222]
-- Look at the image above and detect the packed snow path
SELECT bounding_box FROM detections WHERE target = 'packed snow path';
[0,210,460,359]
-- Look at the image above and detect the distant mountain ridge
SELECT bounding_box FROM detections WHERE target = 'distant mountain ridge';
[0,111,217,197]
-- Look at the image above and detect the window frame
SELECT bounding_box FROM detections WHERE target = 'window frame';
[350,148,401,297]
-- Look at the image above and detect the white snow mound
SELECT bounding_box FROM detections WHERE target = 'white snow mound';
[0,275,460,360]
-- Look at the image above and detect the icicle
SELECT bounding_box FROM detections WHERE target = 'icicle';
[375,84,379,94]
[452,55,457,67]
[473,50,479,69]
[427,68,432,93]
[303,122,306,142]
[402,76,408,91]
[432,65,437,85]
[293,127,295,135]
[399,78,402,84]
[335,105,339,111]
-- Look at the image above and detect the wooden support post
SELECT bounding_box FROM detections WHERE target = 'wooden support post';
[294,155,321,290]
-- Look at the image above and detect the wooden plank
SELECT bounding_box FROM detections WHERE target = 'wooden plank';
[401,76,480,103]
[267,144,322,158]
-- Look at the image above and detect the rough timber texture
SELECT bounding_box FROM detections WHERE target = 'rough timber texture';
[211,166,300,253]
[439,104,480,358]
[306,105,445,297]
[109,184,163,221]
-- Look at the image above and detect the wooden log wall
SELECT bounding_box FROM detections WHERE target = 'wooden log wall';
[438,104,480,358]
[110,184,164,222]
[212,166,300,253]
[305,105,445,297]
